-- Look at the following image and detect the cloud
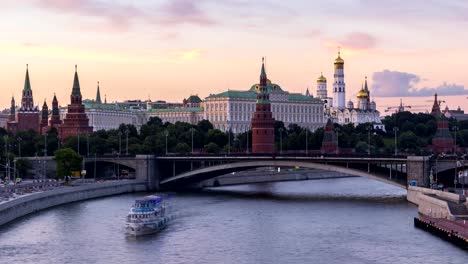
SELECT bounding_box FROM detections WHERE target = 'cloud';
[371,70,468,97]
[323,32,377,53]
[33,0,215,31]
[157,0,215,26]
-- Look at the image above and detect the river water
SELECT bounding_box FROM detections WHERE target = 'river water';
[0,177,466,264]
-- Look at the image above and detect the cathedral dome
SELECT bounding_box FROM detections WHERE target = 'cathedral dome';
[334,54,344,64]
[347,100,354,109]
[317,73,327,83]
[357,88,368,99]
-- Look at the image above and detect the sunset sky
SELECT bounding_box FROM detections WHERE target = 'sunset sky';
[1,0,468,114]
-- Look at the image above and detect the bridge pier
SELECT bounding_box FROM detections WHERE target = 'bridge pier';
[407,156,431,187]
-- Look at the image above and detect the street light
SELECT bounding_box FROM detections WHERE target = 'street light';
[190,127,195,154]
[453,126,458,154]
[335,127,340,155]
[125,128,130,155]
[77,134,80,155]
[393,127,399,156]
[87,135,90,157]
[228,128,231,155]
[118,131,122,155]
[44,133,48,181]
[164,130,169,155]
[17,137,22,158]
[246,128,250,154]
[367,126,372,156]
[279,128,284,155]
[44,133,48,157]
[305,129,309,155]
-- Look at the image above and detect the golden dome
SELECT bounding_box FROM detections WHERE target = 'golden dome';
[334,54,344,64]
[317,73,327,82]
[357,88,368,99]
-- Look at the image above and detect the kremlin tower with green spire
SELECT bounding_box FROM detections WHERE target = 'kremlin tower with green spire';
[7,64,40,134]
[251,58,275,154]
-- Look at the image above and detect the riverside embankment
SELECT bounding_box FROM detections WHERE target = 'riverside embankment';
[0,180,147,227]
[407,186,468,248]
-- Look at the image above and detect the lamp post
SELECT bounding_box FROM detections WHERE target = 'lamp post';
[246,128,249,154]
[367,126,372,156]
[13,159,17,186]
[57,135,61,150]
[305,129,309,155]
[77,134,80,155]
[190,127,195,154]
[125,128,130,155]
[453,126,458,154]
[94,152,97,182]
[335,127,340,155]
[4,136,8,184]
[17,137,22,158]
[393,127,399,156]
[44,133,48,157]
[279,128,284,155]
[118,131,122,155]
[44,133,48,181]
[87,135,90,157]
[228,128,231,155]
[164,130,169,155]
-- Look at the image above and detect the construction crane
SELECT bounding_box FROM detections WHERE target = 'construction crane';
[384,99,431,113]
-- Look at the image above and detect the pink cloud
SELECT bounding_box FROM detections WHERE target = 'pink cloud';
[157,0,215,26]
[322,32,378,52]
[33,0,215,31]
[338,32,377,50]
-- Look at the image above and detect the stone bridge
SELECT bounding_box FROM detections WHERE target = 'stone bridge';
[81,155,466,191]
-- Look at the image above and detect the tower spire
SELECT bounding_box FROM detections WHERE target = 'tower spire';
[24,64,31,91]
[72,65,81,97]
[96,81,102,104]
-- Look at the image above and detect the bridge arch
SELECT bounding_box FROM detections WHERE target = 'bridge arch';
[160,160,406,189]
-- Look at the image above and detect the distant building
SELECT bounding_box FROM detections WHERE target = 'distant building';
[58,66,93,140]
[61,82,145,131]
[204,82,324,133]
[146,107,204,125]
[7,65,40,134]
[0,111,8,128]
[443,105,468,121]
[324,53,384,130]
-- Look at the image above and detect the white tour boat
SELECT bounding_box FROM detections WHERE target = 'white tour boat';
[125,195,173,236]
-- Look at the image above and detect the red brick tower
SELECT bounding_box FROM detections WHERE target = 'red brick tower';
[321,119,339,154]
[12,64,40,133]
[251,58,275,154]
[49,94,62,129]
[59,65,93,140]
[430,115,455,153]
[430,93,441,116]
[7,96,15,122]
[40,100,49,134]
[6,96,17,133]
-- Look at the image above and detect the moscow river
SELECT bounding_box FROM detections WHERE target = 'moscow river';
[0,177,466,264]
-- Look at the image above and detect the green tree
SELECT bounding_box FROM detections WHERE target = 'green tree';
[175,142,191,154]
[54,148,82,179]
[204,142,220,154]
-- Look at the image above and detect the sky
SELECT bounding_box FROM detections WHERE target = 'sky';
[1,0,468,114]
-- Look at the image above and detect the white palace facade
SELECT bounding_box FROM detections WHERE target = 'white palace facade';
[204,80,325,133]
